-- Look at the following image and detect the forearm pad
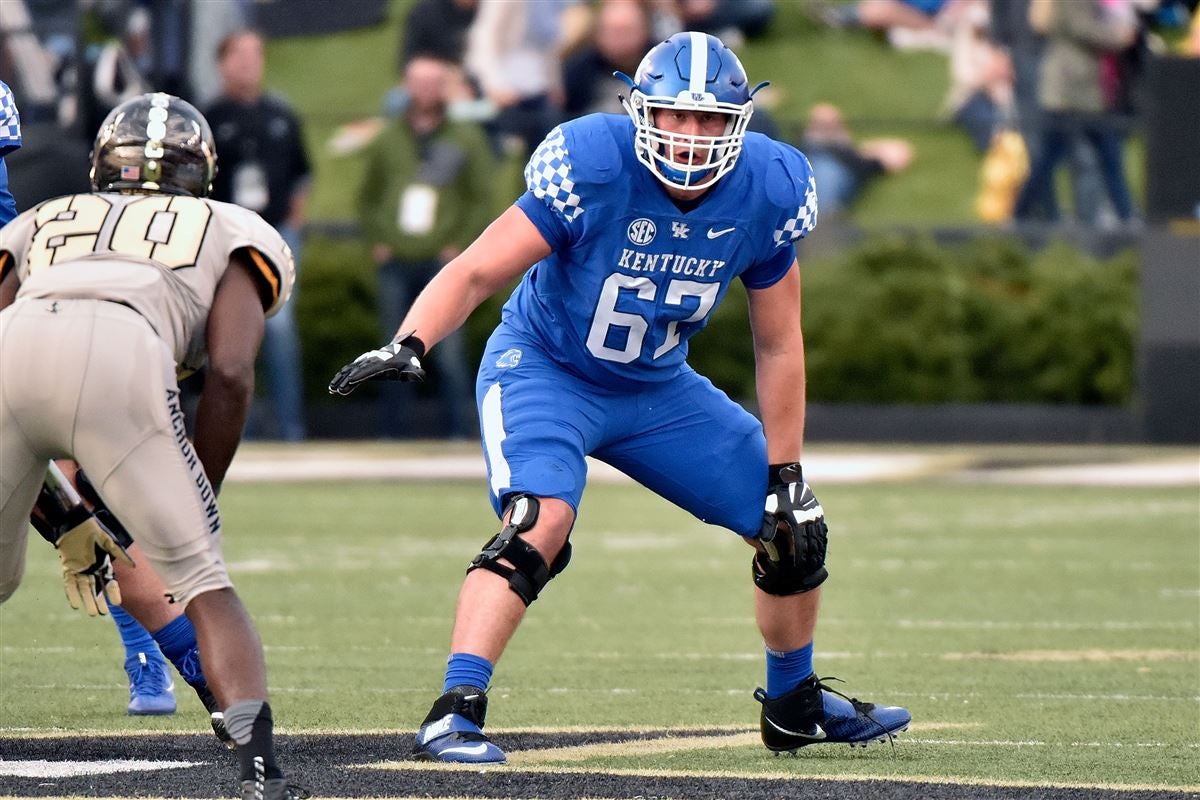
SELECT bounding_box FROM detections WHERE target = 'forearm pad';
[75,469,134,549]
[31,485,93,545]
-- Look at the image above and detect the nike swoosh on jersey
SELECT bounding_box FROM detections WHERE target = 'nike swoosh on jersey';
[707,226,736,239]
[437,743,492,756]
[766,717,827,742]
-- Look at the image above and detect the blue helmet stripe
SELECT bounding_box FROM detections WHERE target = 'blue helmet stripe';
[688,31,707,96]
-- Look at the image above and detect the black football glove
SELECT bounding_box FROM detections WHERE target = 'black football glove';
[328,333,426,396]
[754,462,829,594]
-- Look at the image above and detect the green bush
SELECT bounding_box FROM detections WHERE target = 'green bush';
[297,233,1137,407]
[294,234,379,398]
[797,235,1137,405]
[802,236,977,403]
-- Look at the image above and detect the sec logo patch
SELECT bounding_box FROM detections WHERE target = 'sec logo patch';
[627,218,656,245]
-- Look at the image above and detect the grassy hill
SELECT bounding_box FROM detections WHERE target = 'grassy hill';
[263,1,995,226]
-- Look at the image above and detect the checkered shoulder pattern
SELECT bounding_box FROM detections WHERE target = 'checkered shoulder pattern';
[524,125,583,224]
[772,174,817,248]
[0,81,20,149]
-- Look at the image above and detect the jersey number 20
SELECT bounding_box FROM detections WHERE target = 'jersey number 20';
[26,194,212,272]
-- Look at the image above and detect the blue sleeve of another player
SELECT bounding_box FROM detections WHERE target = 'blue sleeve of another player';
[0,81,21,158]
[0,161,16,226]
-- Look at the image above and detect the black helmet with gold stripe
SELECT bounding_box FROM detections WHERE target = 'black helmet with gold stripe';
[90,93,217,198]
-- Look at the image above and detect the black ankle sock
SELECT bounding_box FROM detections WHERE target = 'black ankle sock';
[236,702,283,783]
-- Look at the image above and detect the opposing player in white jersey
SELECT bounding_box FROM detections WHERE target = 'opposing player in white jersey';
[329,32,911,763]
[0,93,303,800]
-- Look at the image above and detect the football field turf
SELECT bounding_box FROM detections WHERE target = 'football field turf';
[1,446,1197,799]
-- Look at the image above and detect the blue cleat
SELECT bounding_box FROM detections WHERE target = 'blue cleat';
[412,685,507,764]
[125,651,176,716]
[755,674,910,752]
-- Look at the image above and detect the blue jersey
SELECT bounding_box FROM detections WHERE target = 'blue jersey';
[508,113,817,388]
[0,81,21,226]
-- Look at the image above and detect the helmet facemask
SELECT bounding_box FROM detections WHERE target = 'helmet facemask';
[617,31,763,192]
[623,88,754,191]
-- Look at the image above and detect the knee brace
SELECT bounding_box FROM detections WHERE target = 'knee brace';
[752,517,828,596]
[467,495,571,606]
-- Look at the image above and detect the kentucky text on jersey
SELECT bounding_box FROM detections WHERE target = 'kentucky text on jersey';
[616,249,727,277]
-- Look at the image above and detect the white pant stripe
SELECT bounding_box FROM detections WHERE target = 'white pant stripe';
[481,383,510,497]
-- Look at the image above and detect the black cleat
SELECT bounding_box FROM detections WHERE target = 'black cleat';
[412,685,507,764]
[190,681,236,750]
[756,674,911,752]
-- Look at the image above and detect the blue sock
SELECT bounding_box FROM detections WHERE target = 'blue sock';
[765,641,814,698]
[442,653,494,694]
[151,614,203,685]
[111,605,160,663]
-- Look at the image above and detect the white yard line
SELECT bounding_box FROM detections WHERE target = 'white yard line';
[957,461,1199,487]
[0,759,206,778]
[225,444,1200,487]
[225,452,947,485]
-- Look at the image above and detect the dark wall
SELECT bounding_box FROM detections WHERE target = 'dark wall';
[1144,56,1200,223]
[1139,228,1200,443]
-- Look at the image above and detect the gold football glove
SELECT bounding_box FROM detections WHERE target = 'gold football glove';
[55,515,135,616]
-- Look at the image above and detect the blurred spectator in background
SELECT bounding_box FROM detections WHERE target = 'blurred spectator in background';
[1014,0,1139,226]
[465,0,589,155]
[206,29,311,441]
[0,81,21,225]
[358,54,492,438]
[668,0,777,44]
[943,0,1015,152]
[400,0,479,69]
[800,102,914,217]
[990,0,1112,225]
[78,5,152,137]
[820,0,961,50]
[187,0,249,106]
[563,0,655,117]
[1188,4,1200,54]
[387,0,488,123]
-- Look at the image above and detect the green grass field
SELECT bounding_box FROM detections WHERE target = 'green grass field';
[2,462,1197,795]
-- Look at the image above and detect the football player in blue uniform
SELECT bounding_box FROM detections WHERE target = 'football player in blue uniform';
[330,32,911,763]
[0,80,18,226]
